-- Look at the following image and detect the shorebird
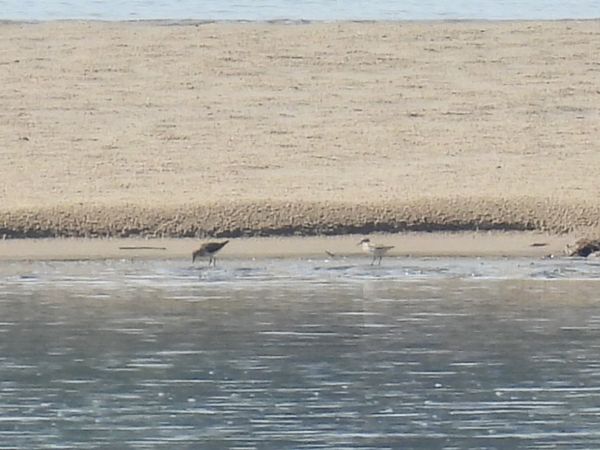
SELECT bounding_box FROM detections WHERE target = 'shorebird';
[358,238,394,265]
[192,240,229,266]
[566,238,600,257]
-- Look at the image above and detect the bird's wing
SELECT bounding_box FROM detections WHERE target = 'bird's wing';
[204,241,228,253]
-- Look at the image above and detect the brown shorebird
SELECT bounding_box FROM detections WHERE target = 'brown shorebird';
[192,240,229,266]
[566,238,600,257]
[358,238,394,265]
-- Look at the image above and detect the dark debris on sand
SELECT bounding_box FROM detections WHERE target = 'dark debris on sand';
[568,238,600,257]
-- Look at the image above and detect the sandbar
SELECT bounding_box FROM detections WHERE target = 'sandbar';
[1,21,599,239]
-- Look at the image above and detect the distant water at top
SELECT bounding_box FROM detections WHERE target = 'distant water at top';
[1,0,599,21]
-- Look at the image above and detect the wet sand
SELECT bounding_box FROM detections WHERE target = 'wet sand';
[1,20,600,238]
[0,232,575,261]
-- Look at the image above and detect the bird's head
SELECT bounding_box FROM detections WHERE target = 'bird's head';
[358,238,370,246]
[192,249,201,262]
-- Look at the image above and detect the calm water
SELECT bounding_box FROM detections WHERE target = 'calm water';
[1,0,599,21]
[1,256,600,448]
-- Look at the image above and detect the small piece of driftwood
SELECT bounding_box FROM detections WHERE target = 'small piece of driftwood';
[119,246,167,250]
[530,242,548,247]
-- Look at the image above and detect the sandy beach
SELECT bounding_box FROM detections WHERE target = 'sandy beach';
[1,20,600,240]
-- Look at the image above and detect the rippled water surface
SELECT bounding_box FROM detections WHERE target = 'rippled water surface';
[2,257,600,449]
[2,0,599,21]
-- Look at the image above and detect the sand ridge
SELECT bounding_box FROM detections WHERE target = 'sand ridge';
[1,21,600,237]
[1,198,600,238]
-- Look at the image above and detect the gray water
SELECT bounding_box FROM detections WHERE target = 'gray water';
[2,256,600,449]
[1,0,599,21]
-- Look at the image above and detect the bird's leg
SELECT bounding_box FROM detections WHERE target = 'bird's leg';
[378,256,382,265]
[371,255,376,265]
[208,256,213,267]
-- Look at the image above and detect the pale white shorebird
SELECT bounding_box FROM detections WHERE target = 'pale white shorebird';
[192,240,229,267]
[358,238,394,265]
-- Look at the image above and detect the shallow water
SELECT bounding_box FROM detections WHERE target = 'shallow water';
[2,0,599,21]
[1,257,600,449]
